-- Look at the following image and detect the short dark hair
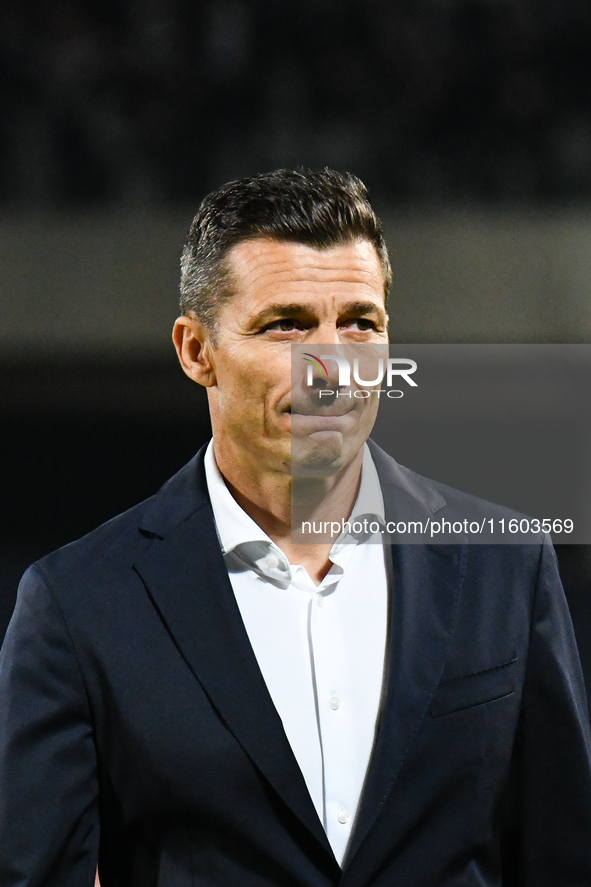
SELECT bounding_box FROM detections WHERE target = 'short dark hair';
[179,168,392,336]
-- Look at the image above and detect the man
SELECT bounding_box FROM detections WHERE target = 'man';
[0,168,590,886]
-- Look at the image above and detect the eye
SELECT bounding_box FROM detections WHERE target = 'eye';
[341,318,377,331]
[264,318,305,333]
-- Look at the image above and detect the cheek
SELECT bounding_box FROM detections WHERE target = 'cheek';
[212,347,291,425]
[216,368,271,421]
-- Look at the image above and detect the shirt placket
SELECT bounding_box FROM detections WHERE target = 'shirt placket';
[309,575,358,862]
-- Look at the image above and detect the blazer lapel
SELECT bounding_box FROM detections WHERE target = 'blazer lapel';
[345,444,467,864]
[132,449,332,857]
[131,442,465,868]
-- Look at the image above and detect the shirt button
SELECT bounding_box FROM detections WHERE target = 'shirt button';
[337,809,349,824]
[329,696,340,710]
[265,554,280,569]
[316,594,324,607]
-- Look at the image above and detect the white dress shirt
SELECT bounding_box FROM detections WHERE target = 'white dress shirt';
[204,442,388,866]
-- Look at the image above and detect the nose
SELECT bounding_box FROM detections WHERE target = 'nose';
[307,322,341,346]
[304,332,347,390]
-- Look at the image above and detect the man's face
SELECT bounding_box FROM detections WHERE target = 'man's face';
[201,237,389,476]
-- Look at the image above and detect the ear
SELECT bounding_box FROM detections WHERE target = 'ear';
[172,314,217,387]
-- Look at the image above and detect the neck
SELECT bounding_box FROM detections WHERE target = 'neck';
[212,440,364,584]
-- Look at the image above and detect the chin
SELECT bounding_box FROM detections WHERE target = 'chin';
[291,431,352,477]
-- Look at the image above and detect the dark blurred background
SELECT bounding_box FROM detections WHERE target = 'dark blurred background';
[1,0,591,692]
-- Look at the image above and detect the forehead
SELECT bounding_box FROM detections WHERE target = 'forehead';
[224,238,386,309]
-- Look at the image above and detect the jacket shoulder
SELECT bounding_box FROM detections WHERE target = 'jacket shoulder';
[368,438,541,523]
[30,495,155,589]
[27,448,208,600]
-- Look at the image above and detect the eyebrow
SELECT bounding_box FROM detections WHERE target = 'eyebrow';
[338,301,386,317]
[251,301,386,324]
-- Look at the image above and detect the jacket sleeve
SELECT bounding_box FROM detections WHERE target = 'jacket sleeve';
[0,565,99,887]
[516,541,591,884]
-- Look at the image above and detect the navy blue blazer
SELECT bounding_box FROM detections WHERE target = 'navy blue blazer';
[1,441,590,886]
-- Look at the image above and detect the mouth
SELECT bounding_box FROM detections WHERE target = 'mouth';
[288,408,362,439]
[286,405,358,418]
[286,391,365,418]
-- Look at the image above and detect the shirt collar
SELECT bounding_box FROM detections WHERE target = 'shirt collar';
[330,445,385,558]
[204,441,384,584]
